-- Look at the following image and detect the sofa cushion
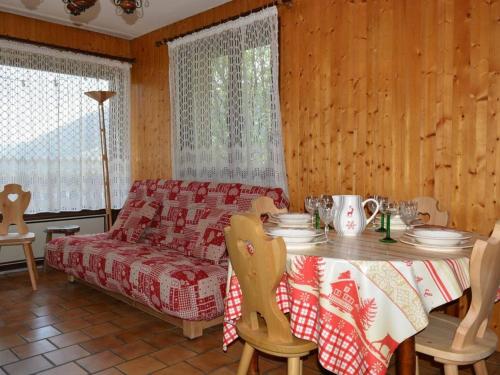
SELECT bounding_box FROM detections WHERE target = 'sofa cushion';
[45,234,227,321]
[110,198,161,243]
[192,209,231,263]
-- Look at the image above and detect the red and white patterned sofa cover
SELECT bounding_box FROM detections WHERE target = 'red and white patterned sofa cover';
[45,180,288,336]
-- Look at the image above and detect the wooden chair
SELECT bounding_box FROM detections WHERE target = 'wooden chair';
[225,214,316,375]
[250,196,287,217]
[415,220,500,375]
[414,196,449,226]
[0,184,38,291]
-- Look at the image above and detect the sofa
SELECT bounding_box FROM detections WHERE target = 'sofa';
[45,179,288,338]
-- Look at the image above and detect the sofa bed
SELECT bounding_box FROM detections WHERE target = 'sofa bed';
[45,179,287,338]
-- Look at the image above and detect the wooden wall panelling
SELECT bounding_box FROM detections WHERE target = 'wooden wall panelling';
[0,12,131,59]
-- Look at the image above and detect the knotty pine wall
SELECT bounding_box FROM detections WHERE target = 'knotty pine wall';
[130,0,500,345]
[0,12,131,58]
[130,0,499,236]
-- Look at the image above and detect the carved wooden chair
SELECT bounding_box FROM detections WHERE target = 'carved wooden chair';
[250,196,288,217]
[0,184,38,290]
[414,196,449,226]
[225,214,316,375]
[415,220,500,375]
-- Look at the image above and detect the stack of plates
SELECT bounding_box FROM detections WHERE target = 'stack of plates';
[269,213,312,228]
[265,227,327,249]
[400,228,474,250]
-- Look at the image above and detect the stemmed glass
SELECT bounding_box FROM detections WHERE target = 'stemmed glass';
[399,200,418,230]
[305,196,320,228]
[379,201,399,243]
[367,195,381,229]
[375,196,388,232]
[318,199,335,236]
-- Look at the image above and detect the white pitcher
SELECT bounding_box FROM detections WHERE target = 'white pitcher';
[332,195,379,236]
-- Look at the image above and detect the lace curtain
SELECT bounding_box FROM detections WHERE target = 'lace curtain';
[168,6,288,193]
[0,40,131,213]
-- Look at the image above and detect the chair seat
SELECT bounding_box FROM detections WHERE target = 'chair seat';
[237,321,317,357]
[416,312,498,364]
[0,232,35,245]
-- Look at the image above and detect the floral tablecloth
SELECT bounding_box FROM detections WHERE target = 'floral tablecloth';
[222,232,478,375]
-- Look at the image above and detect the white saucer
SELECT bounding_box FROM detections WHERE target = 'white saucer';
[400,236,474,251]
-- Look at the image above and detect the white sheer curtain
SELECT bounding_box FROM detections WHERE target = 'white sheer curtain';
[168,6,288,192]
[0,40,131,213]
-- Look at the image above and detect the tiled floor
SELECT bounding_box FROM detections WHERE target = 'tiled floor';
[0,270,499,375]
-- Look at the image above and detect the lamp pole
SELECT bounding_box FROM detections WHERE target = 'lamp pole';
[84,90,116,231]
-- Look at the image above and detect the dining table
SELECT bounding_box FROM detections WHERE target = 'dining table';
[222,226,486,375]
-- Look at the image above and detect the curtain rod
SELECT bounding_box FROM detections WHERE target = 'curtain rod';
[155,0,292,47]
[0,35,135,64]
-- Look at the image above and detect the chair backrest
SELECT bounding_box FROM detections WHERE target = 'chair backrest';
[414,196,449,226]
[0,184,31,235]
[224,214,293,344]
[451,220,500,350]
[250,196,288,217]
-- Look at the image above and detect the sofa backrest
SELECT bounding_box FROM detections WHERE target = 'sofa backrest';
[124,179,288,263]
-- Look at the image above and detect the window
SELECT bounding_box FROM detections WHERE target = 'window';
[0,40,130,213]
[168,7,288,192]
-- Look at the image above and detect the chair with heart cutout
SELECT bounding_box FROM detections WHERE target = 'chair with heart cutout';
[0,184,38,290]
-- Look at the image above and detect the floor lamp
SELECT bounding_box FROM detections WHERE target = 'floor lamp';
[84,90,116,231]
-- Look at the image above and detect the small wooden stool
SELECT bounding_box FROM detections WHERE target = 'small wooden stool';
[44,225,80,271]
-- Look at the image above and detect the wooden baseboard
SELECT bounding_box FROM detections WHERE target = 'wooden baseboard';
[66,274,223,339]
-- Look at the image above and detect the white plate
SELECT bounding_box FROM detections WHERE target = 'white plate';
[407,229,471,246]
[285,237,328,250]
[278,222,313,229]
[277,213,312,225]
[266,228,323,243]
[400,236,474,251]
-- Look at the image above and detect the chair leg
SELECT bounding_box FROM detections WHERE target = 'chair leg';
[443,364,459,375]
[288,357,301,375]
[473,360,488,375]
[23,243,37,291]
[237,343,255,375]
[416,355,420,375]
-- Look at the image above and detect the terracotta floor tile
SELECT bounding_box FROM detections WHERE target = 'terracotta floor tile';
[153,361,203,375]
[21,325,61,342]
[37,362,87,375]
[26,315,60,329]
[44,344,90,365]
[77,350,123,373]
[210,367,237,375]
[52,318,91,333]
[85,311,119,325]
[0,323,29,337]
[116,355,166,375]
[112,339,156,360]
[54,308,90,321]
[0,335,25,350]
[49,330,91,348]
[143,330,187,348]
[12,339,57,359]
[179,332,221,353]
[94,369,124,375]
[0,349,18,366]
[186,350,235,373]
[3,355,53,375]
[151,344,197,366]
[31,305,66,317]
[81,322,120,338]
[80,335,125,354]
[110,315,146,328]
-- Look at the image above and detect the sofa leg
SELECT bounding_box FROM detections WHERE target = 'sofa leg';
[183,320,204,339]
[67,275,75,283]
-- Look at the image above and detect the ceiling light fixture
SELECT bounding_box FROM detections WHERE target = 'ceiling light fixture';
[62,0,143,16]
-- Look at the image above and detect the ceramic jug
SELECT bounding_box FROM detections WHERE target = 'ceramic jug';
[332,195,379,236]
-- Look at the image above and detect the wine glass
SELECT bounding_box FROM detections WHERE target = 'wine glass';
[399,200,418,230]
[367,195,381,229]
[379,200,398,243]
[375,196,388,232]
[318,201,335,236]
[305,195,320,228]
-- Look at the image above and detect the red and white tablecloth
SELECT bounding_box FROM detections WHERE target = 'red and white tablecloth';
[223,246,473,375]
